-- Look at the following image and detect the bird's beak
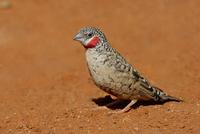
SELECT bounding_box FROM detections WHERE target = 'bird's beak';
[73,32,84,42]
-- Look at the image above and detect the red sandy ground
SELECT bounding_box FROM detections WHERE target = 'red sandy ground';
[0,0,200,133]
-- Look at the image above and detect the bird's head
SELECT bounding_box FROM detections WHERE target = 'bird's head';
[73,27,107,48]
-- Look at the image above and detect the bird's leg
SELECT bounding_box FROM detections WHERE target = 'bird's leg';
[109,99,137,114]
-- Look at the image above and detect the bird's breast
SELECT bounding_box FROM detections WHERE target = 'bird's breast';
[85,48,141,100]
[85,49,133,95]
[85,49,114,86]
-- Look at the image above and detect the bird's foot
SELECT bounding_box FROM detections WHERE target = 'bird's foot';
[108,99,138,114]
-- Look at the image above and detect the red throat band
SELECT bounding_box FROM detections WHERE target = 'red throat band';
[85,37,100,48]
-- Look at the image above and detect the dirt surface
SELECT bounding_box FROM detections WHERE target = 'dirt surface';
[0,0,200,133]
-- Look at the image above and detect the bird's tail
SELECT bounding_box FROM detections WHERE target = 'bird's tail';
[153,87,183,102]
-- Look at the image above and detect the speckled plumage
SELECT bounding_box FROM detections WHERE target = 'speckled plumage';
[74,27,182,113]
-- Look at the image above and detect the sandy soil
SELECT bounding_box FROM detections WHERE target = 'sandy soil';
[0,0,200,133]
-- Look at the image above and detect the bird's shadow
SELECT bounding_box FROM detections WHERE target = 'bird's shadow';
[91,95,175,110]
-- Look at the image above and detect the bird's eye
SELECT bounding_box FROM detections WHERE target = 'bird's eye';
[88,33,93,37]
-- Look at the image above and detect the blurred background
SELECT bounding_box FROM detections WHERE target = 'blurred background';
[0,0,200,133]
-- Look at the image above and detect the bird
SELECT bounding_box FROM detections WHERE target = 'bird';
[73,27,182,113]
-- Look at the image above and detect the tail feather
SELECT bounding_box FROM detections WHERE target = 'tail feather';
[136,77,183,102]
[159,94,183,102]
[153,87,183,102]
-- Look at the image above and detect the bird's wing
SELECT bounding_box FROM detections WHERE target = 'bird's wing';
[109,48,181,102]
[135,75,182,102]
